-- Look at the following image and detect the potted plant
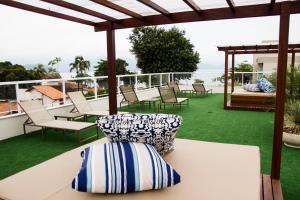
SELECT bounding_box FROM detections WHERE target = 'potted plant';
[283,100,300,148]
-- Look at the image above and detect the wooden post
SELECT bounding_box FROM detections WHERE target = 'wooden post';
[231,52,235,93]
[271,2,290,180]
[224,49,229,109]
[291,50,295,68]
[107,22,117,115]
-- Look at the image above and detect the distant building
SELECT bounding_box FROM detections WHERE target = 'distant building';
[26,85,66,107]
[253,40,300,72]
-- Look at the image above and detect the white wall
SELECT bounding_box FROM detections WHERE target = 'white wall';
[0,88,159,141]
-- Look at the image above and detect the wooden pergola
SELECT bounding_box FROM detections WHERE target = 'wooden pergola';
[218,43,300,110]
[1,0,300,198]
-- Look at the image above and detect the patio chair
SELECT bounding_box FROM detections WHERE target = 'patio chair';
[19,100,98,143]
[168,81,193,96]
[192,84,212,96]
[67,91,127,120]
[158,86,189,110]
[119,85,159,109]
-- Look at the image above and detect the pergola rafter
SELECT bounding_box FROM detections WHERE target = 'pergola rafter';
[0,0,96,26]
[40,0,117,22]
[270,0,276,8]
[89,0,143,19]
[94,1,300,31]
[137,0,170,17]
[226,0,236,13]
[183,0,202,14]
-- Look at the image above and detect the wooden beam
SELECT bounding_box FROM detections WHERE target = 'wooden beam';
[183,0,202,14]
[226,0,235,13]
[271,1,290,180]
[0,0,95,26]
[137,0,170,16]
[40,0,117,22]
[224,49,229,109]
[270,0,276,9]
[218,43,300,51]
[231,52,235,93]
[90,0,143,19]
[228,49,300,54]
[95,1,300,31]
[106,23,117,115]
[291,50,296,68]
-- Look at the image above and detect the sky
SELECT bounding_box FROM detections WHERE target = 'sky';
[1,4,300,73]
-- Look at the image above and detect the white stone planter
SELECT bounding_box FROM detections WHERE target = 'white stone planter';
[283,132,300,148]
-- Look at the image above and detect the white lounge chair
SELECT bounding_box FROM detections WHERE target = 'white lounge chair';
[19,100,98,143]
[67,91,127,120]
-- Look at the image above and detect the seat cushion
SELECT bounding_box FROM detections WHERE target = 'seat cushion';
[97,114,182,155]
[38,120,95,131]
[72,142,180,193]
[243,84,260,92]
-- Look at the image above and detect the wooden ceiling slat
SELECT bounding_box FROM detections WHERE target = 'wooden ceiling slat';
[183,0,202,14]
[40,0,117,22]
[89,0,143,19]
[226,0,236,13]
[0,0,95,26]
[137,0,170,16]
[95,2,300,32]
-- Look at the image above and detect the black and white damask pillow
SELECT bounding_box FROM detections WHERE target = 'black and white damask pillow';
[96,114,183,155]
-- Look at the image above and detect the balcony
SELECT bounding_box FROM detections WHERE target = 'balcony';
[0,71,297,199]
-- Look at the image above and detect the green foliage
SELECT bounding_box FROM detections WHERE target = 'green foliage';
[48,57,61,73]
[69,56,90,76]
[129,26,200,73]
[0,61,35,82]
[233,62,253,83]
[94,58,132,76]
[194,79,204,84]
[287,65,300,99]
[32,64,47,79]
[286,100,300,125]
[234,62,253,72]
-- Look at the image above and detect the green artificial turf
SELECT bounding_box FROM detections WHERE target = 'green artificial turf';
[0,94,299,199]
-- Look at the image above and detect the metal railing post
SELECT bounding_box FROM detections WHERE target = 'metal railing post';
[135,75,138,90]
[168,73,171,83]
[93,78,98,99]
[149,74,151,88]
[172,73,174,82]
[15,83,21,113]
[62,80,66,104]
[160,74,162,86]
[117,76,120,94]
[242,73,244,87]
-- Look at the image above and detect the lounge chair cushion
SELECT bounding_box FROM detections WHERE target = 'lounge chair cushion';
[38,120,95,131]
[256,78,275,93]
[97,114,182,155]
[72,142,180,193]
[243,84,260,92]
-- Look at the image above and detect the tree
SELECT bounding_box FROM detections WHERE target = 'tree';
[129,26,200,74]
[32,64,47,79]
[233,62,253,84]
[94,58,132,76]
[69,56,90,77]
[48,57,61,73]
[70,56,91,90]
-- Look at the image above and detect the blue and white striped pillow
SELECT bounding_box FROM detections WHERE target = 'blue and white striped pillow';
[72,142,181,193]
[257,78,275,93]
